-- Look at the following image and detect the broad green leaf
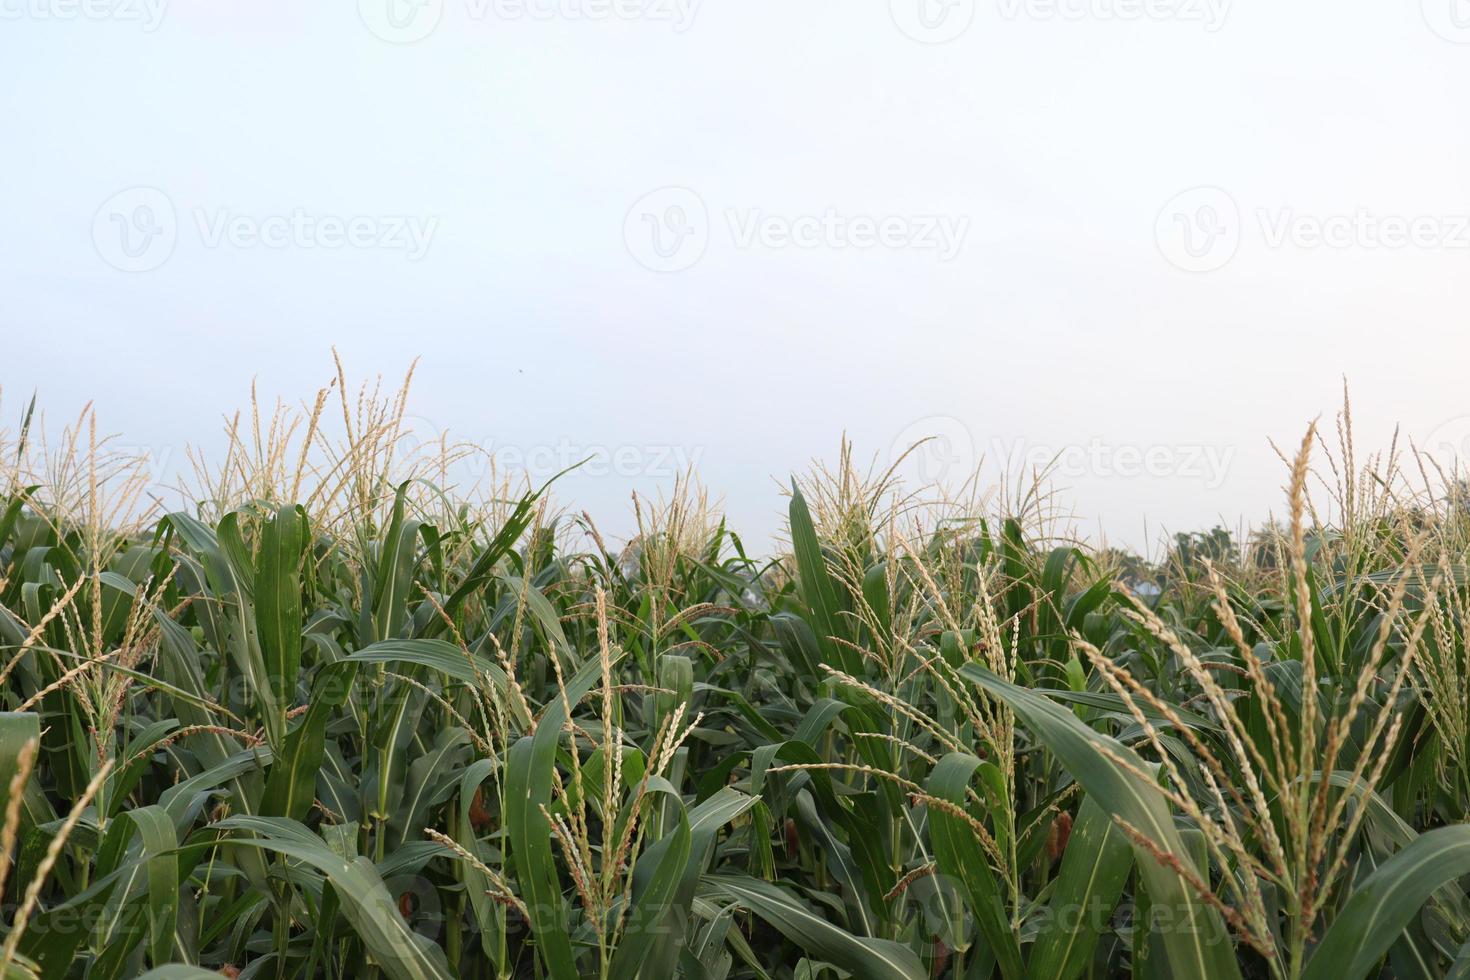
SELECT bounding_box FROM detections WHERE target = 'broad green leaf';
[261,661,356,821]
[214,815,453,980]
[0,712,40,813]
[1029,797,1134,980]
[926,752,1023,980]
[608,807,691,980]
[703,873,926,980]
[787,486,852,675]
[1303,824,1470,980]
[125,806,180,967]
[254,503,307,714]
[961,665,1240,980]
[504,727,577,979]
[346,638,531,729]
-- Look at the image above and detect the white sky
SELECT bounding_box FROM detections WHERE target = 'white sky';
[4,0,1470,553]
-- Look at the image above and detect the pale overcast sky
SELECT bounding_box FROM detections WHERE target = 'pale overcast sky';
[4,0,1470,552]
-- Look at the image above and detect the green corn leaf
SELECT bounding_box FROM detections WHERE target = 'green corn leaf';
[261,661,356,821]
[961,665,1240,980]
[633,787,760,977]
[435,465,580,629]
[371,485,422,642]
[125,806,180,967]
[1029,797,1134,980]
[254,504,307,712]
[346,638,532,729]
[925,752,1024,980]
[787,485,851,675]
[504,728,577,979]
[1303,824,1470,980]
[0,713,40,813]
[608,806,692,980]
[703,873,926,980]
[213,815,454,980]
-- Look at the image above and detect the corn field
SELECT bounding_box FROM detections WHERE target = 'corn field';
[2,369,1470,980]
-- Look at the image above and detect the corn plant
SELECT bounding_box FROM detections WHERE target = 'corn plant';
[0,374,1467,979]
